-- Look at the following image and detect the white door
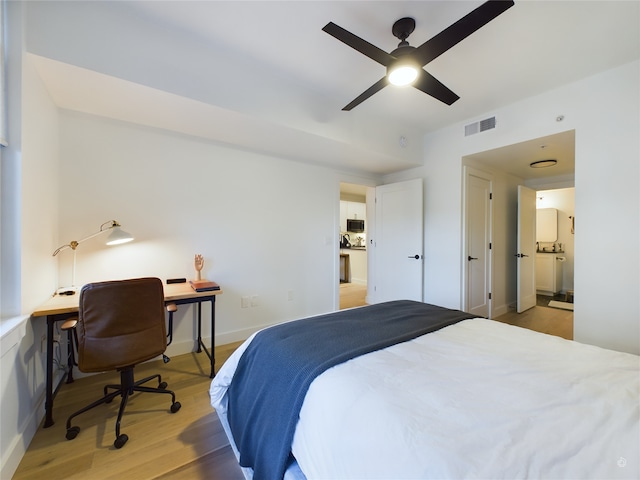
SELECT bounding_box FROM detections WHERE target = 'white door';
[517,185,537,312]
[372,179,423,303]
[465,171,492,317]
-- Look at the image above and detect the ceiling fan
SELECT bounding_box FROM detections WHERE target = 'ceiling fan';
[322,0,515,111]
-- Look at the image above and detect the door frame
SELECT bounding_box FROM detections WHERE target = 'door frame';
[461,166,494,317]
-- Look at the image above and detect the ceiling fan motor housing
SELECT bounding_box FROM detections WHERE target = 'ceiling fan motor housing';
[392,17,416,43]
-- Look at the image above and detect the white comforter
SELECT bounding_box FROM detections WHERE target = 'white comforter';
[211,319,639,480]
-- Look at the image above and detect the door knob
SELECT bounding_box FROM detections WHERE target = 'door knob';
[408,255,420,259]
[468,256,478,261]
[514,253,529,258]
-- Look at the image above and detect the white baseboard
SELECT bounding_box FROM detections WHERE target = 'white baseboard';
[163,327,258,358]
[1,390,45,480]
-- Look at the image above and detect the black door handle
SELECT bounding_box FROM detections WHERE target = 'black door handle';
[408,255,420,259]
[514,253,529,258]
[468,256,478,261]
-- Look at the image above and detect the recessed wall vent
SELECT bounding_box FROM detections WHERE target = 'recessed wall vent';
[464,116,496,136]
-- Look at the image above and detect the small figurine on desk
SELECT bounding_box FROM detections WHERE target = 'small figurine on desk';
[190,254,220,292]
[194,254,204,281]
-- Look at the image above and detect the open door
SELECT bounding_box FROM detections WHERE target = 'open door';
[517,185,537,312]
[372,179,423,303]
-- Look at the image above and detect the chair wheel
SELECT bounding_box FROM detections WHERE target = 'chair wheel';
[170,402,181,413]
[158,381,168,390]
[114,434,128,449]
[66,426,80,440]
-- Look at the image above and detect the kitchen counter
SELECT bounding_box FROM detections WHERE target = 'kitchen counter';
[340,247,367,284]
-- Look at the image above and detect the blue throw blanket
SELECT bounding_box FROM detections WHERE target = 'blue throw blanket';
[227,300,476,480]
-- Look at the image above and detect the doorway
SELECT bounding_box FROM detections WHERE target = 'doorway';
[339,182,368,309]
[461,130,576,319]
[338,178,424,309]
[534,187,575,307]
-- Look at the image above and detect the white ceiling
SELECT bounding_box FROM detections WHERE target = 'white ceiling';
[31,1,640,176]
[465,129,575,181]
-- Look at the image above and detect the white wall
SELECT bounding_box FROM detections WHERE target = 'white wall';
[0,42,60,480]
[385,60,639,355]
[56,110,368,349]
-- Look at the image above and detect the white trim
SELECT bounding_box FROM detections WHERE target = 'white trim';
[0,315,42,480]
[0,314,28,356]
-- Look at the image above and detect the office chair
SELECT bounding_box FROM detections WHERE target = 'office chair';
[65,277,181,449]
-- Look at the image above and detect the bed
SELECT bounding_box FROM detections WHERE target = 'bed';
[210,300,639,480]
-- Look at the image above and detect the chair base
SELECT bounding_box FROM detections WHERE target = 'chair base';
[65,366,181,449]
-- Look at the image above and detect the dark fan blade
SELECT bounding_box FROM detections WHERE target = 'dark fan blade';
[414,0,515,66]
[323,22,394,67]
[342,77,389,111]
[412,70,460,105]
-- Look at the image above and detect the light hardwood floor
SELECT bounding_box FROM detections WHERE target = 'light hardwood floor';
[14,303,571,479]
[493,304,573,340]
[13,344,246,480]
[338,283,573,340]
[339,282,367,309]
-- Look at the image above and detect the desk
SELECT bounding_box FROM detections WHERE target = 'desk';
[31,282,222,428]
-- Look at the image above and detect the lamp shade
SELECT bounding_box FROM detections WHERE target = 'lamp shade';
[106,226,134,245]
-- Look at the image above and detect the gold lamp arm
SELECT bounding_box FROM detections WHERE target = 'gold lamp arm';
[52,220,130,256]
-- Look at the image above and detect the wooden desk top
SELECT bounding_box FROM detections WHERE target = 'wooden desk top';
[32,282,222,317]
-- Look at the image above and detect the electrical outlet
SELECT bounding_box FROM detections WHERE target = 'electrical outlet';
[241,296,250,308]
[251,295,259,307]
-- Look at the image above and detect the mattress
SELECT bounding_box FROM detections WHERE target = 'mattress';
[211,313,639,480]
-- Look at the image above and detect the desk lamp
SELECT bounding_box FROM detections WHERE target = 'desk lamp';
[52,220,134,294]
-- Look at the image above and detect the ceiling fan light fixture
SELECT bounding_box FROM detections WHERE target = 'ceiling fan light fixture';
[387,55,419,86]
[530,159,558,169]
[388,65,418,86]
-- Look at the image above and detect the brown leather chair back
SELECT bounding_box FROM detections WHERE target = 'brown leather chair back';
[77,277,167,372]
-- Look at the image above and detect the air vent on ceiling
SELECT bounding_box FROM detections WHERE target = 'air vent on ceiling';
[464,116,496,136]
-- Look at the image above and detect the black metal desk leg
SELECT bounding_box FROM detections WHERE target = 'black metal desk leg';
[196,302,202,353]
[44,316,55,428]
[210,297,216,378]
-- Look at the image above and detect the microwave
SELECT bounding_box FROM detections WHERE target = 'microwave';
[346,218,365,232]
